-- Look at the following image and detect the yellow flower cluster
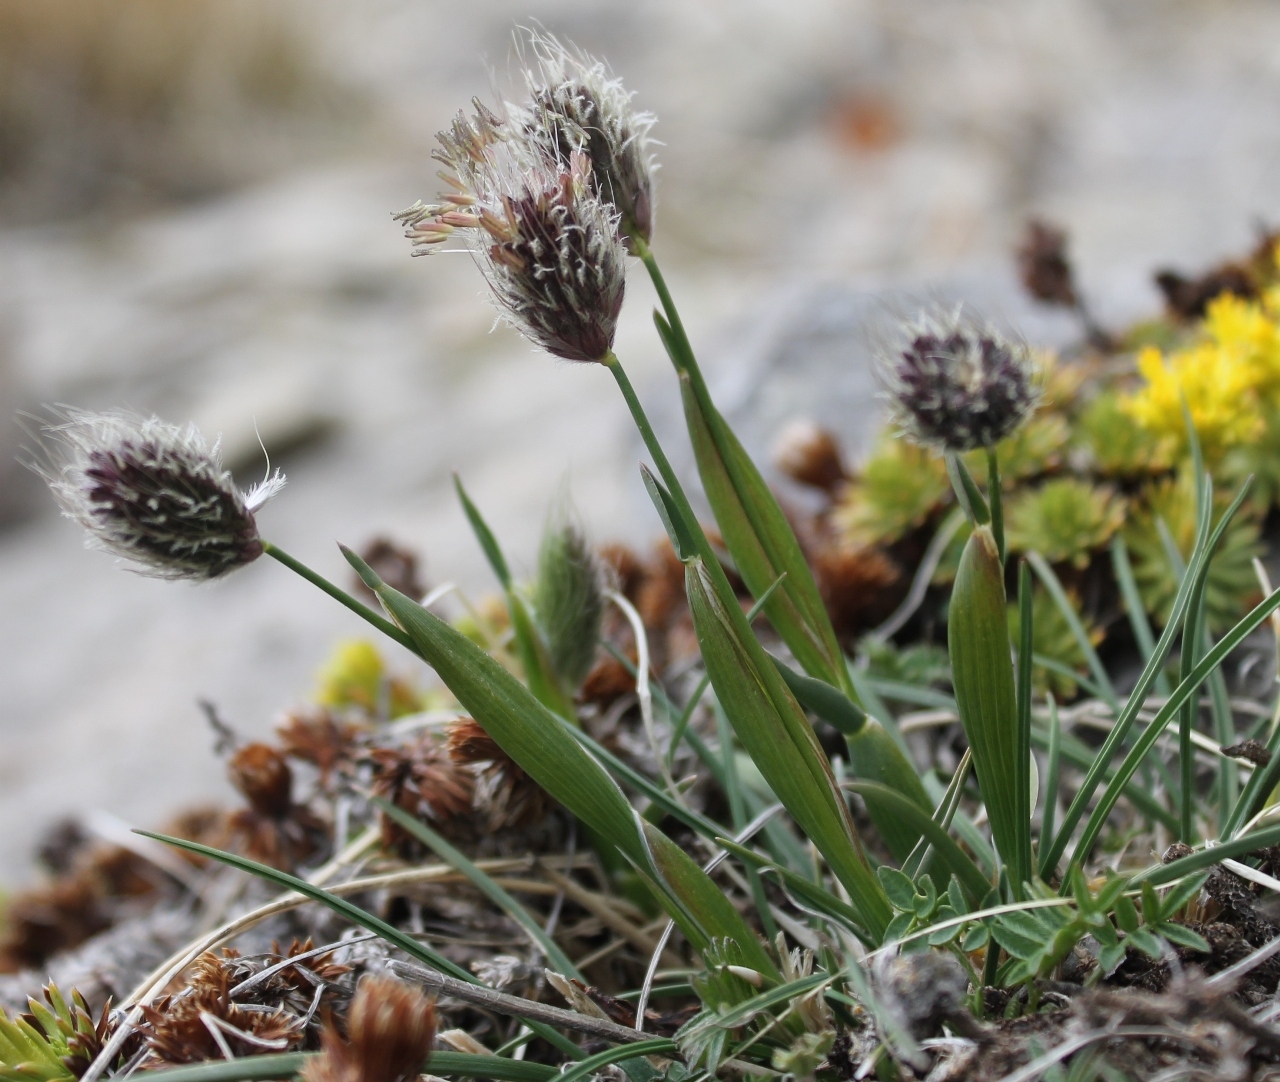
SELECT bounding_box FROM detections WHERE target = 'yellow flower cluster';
[1125,286,1280,459]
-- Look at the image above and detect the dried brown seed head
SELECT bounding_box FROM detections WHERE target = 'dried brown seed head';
[368,734,475,853]
[140,952,302,1065]
[1015,218,1078,308]
[447,718,549,831]
[228,743,294,819]
[276,708,366,785]
[301,976,436,1082]
[772,420,847,492]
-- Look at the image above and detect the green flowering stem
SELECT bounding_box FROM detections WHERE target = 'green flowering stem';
[263,542,416,654]
[635,235,854,699]
[601,349,891,936]
[986,446,1005,564]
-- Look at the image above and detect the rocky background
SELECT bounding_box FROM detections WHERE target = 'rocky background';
[3,0,1280,885]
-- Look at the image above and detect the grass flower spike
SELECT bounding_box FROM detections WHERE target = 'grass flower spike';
[397,111,626,362]
[883,307,1039,453]
[515,30,657,246]
[38,410,283,581]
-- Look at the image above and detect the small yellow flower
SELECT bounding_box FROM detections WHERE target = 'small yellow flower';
[1125,341,1262,460]
[314,639,422,719]
[1124,286,1280,460]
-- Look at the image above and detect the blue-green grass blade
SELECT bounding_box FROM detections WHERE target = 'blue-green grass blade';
[1132,821,1280,885]
[716,837,866,937]
[1070,581,1280,865]
[841,782,990,903]
[1026,551,1117,711]
[1040,475,1235,874]
[554,1040,677,1082]
[1111,534,1171,696]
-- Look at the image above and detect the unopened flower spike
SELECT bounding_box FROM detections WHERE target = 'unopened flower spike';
[512,29,657,247]
[881,307,1040,454]
[36,410,284,581]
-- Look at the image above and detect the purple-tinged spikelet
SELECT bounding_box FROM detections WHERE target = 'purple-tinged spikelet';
[512,31,657,247]
[881,308,1039,453]
[397,128,626,363]
[38,410,283,581]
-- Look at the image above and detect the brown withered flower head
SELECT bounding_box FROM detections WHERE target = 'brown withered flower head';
[217,939,352,1026]
[277,707,366,788]
[772,420,848,492]
[141,951,303,1065]
[352,536,425,604]
[302,975,436,1082]
[36,410,283,581]
[881,307,1039,453]
[513,30,657,247]
[447,718,549,831]
[225,743,328,871]
[368,733,474,853]
[1015,218,1078,308]
[396,107,627,363]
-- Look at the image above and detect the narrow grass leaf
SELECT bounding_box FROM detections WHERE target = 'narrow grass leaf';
[1133,822,1280,885]
[372,797,580,976]
[678,372,848,695]
[1040,475,1238,874]
[133,1057,307,1082]
[949,525,1026,885]
[1026,552,1117,711]
[946,453,989,525]
[1015,560,1034,881]
[1071,581,1280,865]
[453,477,574,719]
[455,474,512,589]
[640,821,779,979]
[639,465,697,561]
[840,782,990,903]
[901,751,972,880]
[143,1054,562,1082]
[554,1040,677,1082]
[769,656,865,736]
[1111,534,1170,696]
[684,556,891,937]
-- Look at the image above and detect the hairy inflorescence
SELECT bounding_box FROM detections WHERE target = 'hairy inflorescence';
[881,308,1039,453]
[36,410,283,581]
[513,30,657,247]
[396,114,626,363]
